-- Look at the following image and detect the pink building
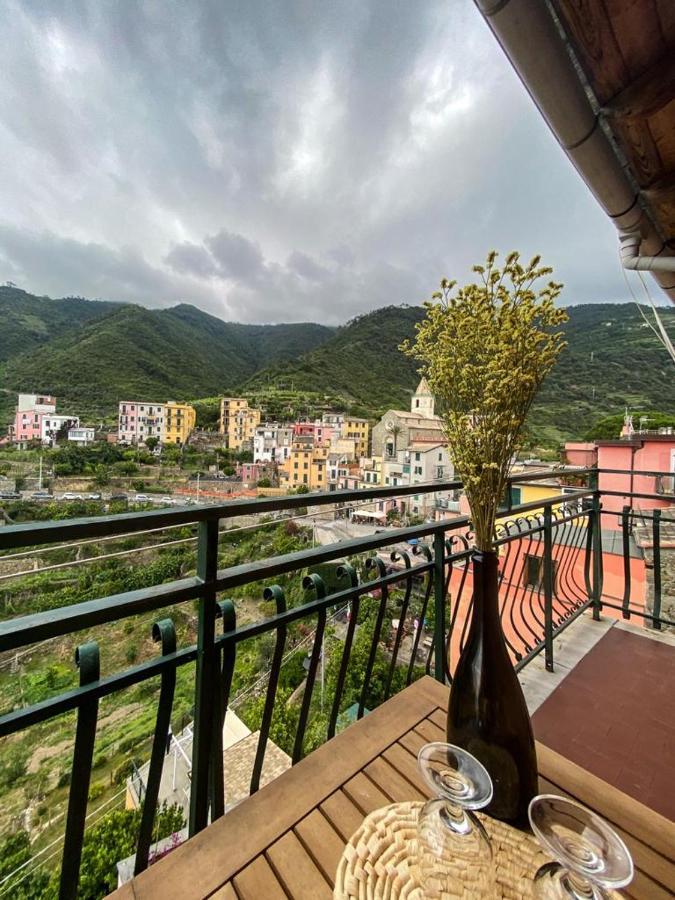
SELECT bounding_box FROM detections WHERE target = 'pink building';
[118,401,165,444]
[13,393,57,444]
[292,421,333,446]
[565,434,675,530]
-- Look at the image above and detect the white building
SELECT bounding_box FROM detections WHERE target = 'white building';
[118,401,165,444]
[67,426,96,446]
[41,414,79,446]
[253,424,293,463]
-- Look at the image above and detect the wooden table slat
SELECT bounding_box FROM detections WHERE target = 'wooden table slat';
[342,771,392,816]
[427,707,446,732]
[382,741,430,797]
[266,831,333,900]
[363,755,426,803]
[232,856,288,900]
[412,716,445,744]
[536,742,675,861]
[210,883,238,900]
[293,809,346,888]
[320,789,368,843]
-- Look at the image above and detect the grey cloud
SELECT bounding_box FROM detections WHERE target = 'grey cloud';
[286,250,331,283]
[0,0,656,326]
[165,242,219,278]
[205,229,265,281]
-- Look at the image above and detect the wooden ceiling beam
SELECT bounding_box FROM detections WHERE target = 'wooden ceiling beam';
[642,168,675,199]
[602,53,675,120]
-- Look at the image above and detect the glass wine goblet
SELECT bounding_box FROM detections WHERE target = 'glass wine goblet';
[416,741,495,898]
[529,795,634,899]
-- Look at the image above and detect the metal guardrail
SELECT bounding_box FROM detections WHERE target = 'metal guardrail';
[0,467,672,896]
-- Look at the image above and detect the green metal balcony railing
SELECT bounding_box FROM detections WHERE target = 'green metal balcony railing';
[0,468,671,897]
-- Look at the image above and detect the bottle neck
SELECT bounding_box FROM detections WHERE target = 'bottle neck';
[471,550,501,629]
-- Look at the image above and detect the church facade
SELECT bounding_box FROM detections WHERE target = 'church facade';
[371,378,445,458]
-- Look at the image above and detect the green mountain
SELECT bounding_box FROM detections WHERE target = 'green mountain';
[0,285,120,362]
[245,305,426,410]
[248,303,675,443]
[532,304,675,443]
[2,295,333,419]
[1,287,672,445]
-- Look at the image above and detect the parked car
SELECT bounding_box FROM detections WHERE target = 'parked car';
[110,493,128,501]
[84,493,102,500]
[31,491,52,500]
[61,492,83,500]
[133,494,151,502]
[0,490,21,500]
[160,496,176,505]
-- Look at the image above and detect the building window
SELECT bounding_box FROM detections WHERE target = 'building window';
[415,453,421,461]
[523,554,557,589]
[415,399,420,407]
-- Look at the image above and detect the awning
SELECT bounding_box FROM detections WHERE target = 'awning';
[353,509,386,521]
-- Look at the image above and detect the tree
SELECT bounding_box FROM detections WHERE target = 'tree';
[402,252,567,549]
[584,411,675,441]
[145,436,159,452]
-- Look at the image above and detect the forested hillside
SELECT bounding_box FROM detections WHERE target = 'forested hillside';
[1,286,672,444]
[1,293,333,419]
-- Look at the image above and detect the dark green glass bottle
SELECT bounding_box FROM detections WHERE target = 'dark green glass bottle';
[446,549,538,829]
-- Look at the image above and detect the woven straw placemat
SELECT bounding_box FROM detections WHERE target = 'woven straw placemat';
[334,800,548,899]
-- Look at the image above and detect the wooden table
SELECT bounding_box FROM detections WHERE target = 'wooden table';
[112,677,674,900]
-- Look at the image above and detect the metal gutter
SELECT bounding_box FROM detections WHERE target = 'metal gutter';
[474,0,675,301]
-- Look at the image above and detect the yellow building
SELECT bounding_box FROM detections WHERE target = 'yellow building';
[281,442,329,491]
[342,417,369,458]
[163,401,196,445]
[219,398,262,451]
[496,477,567,528]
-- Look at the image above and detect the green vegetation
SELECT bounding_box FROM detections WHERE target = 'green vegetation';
[246,305,426,411]
[2,286,673,445]
[1,803,184,899]
[1,289,333,421]
[584,411,675,441]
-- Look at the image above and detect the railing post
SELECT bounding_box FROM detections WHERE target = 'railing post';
[543,506,554,672]
[59,642,99,900]
[589,471,603,620]
[433,531,446,683]
[189,518,219,836]
[621,506,631,619]
[652,509,662,631]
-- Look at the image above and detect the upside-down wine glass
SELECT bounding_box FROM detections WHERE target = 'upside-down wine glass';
[529,795,634,899]
[416,742,495,897]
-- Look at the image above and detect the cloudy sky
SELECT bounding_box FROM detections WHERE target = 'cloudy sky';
[0,0,648,324]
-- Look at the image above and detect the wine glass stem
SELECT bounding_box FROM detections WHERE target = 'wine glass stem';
[563,870,596,899]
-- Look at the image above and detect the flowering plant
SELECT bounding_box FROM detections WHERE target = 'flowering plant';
[401,252,567,550]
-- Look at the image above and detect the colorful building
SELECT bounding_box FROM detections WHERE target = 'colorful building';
[371,379,443,458]
[118,401,165,444]
[341,417,370,458]
[219,398,261,451]
[41,414,80,446]
[253,424,293,463]
[12,393,57,444]
[280,441,329,491]
[164,402,196,445]
[565,426,675,530]
[68,426,96,446]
